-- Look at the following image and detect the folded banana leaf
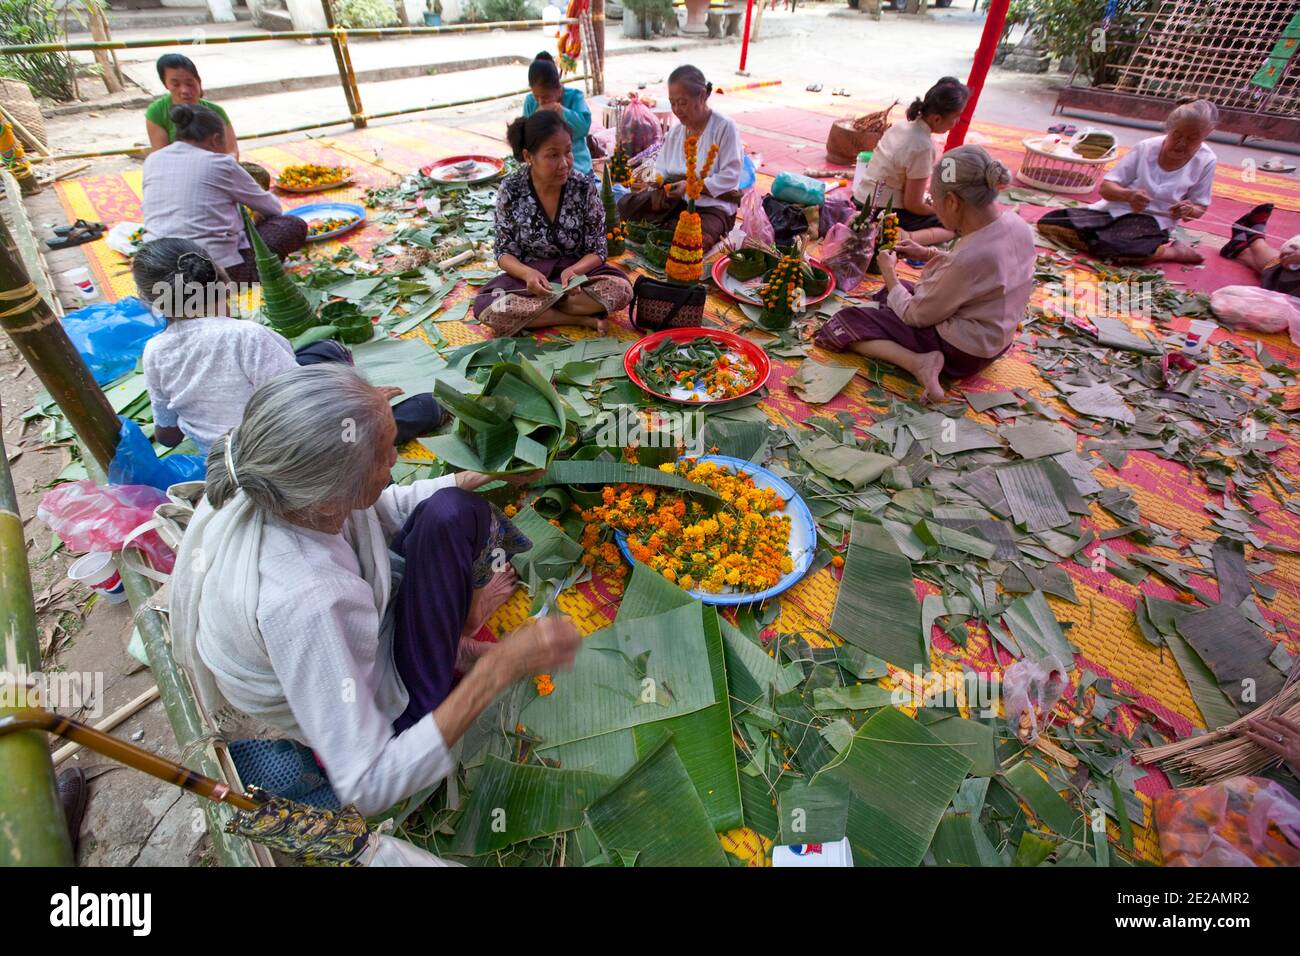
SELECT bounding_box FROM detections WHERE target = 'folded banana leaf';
[538,460,720,498]
[426,359,567,475]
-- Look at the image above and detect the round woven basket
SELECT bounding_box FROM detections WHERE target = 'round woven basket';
[826,119,886,166]
[0,79,48,153]
[1016,136,1117,195]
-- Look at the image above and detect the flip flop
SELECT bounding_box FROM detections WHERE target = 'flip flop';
[805,83,823,92]
[46,221,105,250]
[1047,124,1077,135]
[52,218,102,237]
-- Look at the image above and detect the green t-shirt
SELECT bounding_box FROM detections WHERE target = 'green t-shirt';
[145,95,230,143]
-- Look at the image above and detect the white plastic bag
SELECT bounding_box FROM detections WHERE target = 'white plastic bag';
[1209,284,1300,335]
[105,222,146,257]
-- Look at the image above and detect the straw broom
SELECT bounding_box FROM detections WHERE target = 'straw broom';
[1135,657,1300,784]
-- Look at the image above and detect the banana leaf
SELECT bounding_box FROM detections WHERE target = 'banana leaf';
[538,460,720,498]
[811,684,895,711]
[448,756,614,855]
[913,519,997,560]
[698,419,770,461]
[241,206,314,333]
[508,505,583,611]
[787,360,857,405]
[799,435,896,489]
[738,772,780,840]
[920,715,998,777]
[516,602,716,749]
[1001,590,1074,665]
[1012,831,1057,866]
[931,812,1004,867]
[815,707,973,866]
[584,736,728,867]
[531,486,572,520]
[1163,628,1238,730]
[777,778,851,844]
[831,510,926,671]
[615,566,743,832]
[1001,760,1086,840]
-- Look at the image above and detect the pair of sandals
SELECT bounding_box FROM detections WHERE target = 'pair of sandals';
[47,219,105,250]
[805,84,852,96]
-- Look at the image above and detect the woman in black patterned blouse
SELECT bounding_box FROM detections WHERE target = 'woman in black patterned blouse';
[472,111,632,337]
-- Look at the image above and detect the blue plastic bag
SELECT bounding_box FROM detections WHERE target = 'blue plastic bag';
[771,171,826,207]
[61,297,166,385]
[108,418,206,491]
[738,154,757,192]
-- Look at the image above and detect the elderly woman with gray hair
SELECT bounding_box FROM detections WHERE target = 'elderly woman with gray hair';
[1038,99,1219,264]
[816,145,1035,403]
[171,364,581,814]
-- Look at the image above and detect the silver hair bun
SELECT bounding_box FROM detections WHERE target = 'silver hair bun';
[984,160,1010,189]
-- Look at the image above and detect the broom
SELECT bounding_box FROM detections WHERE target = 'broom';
[1135,657,1300,784]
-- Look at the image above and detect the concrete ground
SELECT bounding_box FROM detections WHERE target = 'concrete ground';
[10,0,1298,867]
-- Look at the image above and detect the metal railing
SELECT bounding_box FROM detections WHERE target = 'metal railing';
[0,14,601,163]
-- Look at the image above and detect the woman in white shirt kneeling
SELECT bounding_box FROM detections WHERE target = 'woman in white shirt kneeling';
[171,365,580,814]
[1037,100,1219,265]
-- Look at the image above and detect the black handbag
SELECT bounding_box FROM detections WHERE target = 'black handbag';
[629,276,707,333]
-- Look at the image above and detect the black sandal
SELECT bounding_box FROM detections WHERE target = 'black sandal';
[46,220,105,250]
[52,218,100,237]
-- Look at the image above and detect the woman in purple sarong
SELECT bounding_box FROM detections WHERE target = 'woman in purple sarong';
[816,146,1036,404]
[170,365,581,814]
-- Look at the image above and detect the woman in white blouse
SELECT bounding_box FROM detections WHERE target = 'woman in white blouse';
[1038,100,1219,264]
[616,65,745,252]
[171,365,580,814]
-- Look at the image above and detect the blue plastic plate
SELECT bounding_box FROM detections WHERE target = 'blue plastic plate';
[288,201,366,242]
[615,454,816,606]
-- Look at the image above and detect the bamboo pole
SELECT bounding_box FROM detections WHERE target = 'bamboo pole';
[591,0,605,95]
[88,9,124,95]
[0,219,118,470]
[27,77,589,164]
[0,20,580,56]
[0,407,75,866]
[320,1,366,129]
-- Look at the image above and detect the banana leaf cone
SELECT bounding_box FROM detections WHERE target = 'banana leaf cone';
[601,165,625,257]
[664,203,704,283]
[241,206,316,337]
[0,707,374,866]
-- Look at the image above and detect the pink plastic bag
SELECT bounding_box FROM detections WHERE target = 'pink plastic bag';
[37,480,175,574]
[1209,284,1300,339]
[821,221,873,293]
[1156,776,1300,866]
[618,94,662,158]
[1001,655,1067,745]
[739,187,775,247]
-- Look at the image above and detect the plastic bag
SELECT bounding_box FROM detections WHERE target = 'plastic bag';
[105,221,146,258]
[618,94,662,157]
[1001,655,1067,745]
[771,171,827,207]
[739,187,775,247]
[821,221,873,293]
[819,196,856,237]
[60,297,166,385]
[37,479,175,574]
[762,195,810,247]
[108,418,206,491]
[1209,285,1300,335]
[1156,776,1300,866]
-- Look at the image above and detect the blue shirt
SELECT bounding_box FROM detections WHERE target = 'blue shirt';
[523,87,593,175]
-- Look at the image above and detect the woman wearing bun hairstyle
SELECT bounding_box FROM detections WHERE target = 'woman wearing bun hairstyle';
[853,77,969,246]
[134,237,448,454]
[145,53,238,157]
[142,104,307,284]
[615,65,745,252]
[522,51,593,176]
[473,110,632,337]
[816,146,1035,403]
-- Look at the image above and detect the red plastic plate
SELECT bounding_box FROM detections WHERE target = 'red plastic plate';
[624,327,772,405]
[421,154,506,185]
[711,254,837,308]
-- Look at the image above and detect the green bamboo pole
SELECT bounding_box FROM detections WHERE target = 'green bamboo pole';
[27,77,590,164]
[0,218,118,469]
[0,20,578,55]
[0,406,75,866]
[319,2,365,129]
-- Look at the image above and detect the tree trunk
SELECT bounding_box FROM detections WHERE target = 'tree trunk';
[90,10,124,96]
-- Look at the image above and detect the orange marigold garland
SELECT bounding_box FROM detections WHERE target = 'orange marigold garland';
[757,252,805,330]
[665,137,721,283]
[607,144,632,188]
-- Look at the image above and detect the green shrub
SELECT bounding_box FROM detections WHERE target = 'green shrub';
[999,0,1155,85]
[330,0,400,29]
[460,0,540,23]
[0,0,74,102]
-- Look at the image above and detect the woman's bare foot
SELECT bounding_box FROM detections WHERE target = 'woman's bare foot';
[911,351,946,404]
[461,567,518,638]
[1151,241,1204,265]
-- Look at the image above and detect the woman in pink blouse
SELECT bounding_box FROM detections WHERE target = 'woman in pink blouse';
[816,145,1035,403]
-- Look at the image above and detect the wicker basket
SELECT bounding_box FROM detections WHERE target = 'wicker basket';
[0,79,48,153]
[826,119,886,166]
[1016,135,1118,195]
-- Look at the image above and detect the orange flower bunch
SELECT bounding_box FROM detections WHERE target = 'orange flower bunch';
[533,674,555,696]
[758,254,805,318]
[606,222,628,244]
[578,461,793,593]
[665,211,704,281]
[683,137,720,202]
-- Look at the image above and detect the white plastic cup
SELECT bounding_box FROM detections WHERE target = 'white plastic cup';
[772,837,854,867]
[68,552,127,605]
[63,267,99,302]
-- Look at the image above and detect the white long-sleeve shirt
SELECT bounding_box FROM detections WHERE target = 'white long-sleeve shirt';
[655,110,745,215]
[143,141,283,268]
[1089,136,1216,231]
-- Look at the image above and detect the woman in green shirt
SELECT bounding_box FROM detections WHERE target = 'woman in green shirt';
[145,54,238,158]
